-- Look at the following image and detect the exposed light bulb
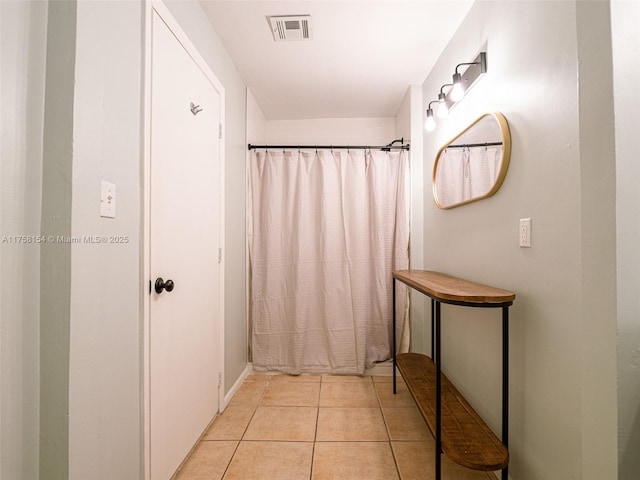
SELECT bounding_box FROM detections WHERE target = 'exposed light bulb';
[425,108,436,131]
[437,92,448,119]
[437,103,449,119]
[450,84,464,102]
[450,73,464,102]
[425,116,436,131]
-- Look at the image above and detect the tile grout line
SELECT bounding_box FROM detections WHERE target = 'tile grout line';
[185,375,439,480]
[308,377,326,480]
[220,376,272,480]
[374,377,403,480]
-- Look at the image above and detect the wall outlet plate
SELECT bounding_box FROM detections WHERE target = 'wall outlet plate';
[519,218,531,247]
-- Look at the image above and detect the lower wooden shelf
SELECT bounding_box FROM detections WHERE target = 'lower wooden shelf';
[396,352,509,472]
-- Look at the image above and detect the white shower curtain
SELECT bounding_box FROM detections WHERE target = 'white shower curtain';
[435,145,503,206]
[248,149,410,374]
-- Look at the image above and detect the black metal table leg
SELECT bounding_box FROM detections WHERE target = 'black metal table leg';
[393,277,397,394]
[502,306,509,480]
[435,301,442,480]
[431,298,435,360]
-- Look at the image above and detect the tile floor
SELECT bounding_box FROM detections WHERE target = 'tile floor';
[173,374,497,480]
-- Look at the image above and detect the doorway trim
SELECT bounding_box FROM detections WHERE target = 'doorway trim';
[142,1,226,478]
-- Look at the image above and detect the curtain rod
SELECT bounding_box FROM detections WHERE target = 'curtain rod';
[446,141,502,149]
[248,143,410,151]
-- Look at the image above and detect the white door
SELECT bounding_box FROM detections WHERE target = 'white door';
[150,11,223,479]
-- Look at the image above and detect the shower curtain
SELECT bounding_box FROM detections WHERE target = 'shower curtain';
[248,148,410,374]
[434,145,503,206]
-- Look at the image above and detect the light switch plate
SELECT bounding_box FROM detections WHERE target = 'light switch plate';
[100,181,116,218]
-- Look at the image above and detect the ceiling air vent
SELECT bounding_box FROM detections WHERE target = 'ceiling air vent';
[268,15,312,42]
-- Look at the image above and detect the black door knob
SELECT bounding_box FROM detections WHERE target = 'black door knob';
[155,277,175,294]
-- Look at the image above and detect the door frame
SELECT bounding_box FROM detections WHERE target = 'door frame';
[142,1,226,478]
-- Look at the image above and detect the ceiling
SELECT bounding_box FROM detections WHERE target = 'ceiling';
[199,1,474,120]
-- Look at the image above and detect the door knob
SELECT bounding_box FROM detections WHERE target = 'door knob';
[155,277,175,294]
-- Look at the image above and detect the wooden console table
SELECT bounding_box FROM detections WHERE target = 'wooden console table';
[392,270,515,480]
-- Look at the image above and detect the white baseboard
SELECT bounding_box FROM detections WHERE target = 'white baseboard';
[222,365,250,410]
[246,361,396,376]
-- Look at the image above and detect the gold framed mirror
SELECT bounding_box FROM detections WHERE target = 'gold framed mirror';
[432,112,511,209]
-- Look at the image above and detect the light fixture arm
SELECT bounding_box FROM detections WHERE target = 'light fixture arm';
[438,84,453,104]
[455,51,487,75]
[455,62,475,73]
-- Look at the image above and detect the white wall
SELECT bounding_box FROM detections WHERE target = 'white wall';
[0,1,47,478]
[26,0,144,478]
[395,86,427,354]
[245,89,266,363]
[163,0,248,395]
[265,117,395,145]
[247,89,267,145]
[66,1,144,478]
[39,0,76,476]
[421,1,617,478]
[575,3,617,477]
[612,1,640,478]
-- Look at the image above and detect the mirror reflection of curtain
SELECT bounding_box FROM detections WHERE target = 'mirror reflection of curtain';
[248,149,410,375]
[435,145,503,205]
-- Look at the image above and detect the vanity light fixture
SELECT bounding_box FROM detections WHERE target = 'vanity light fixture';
[452,52,486,100]
[424,52,487,131]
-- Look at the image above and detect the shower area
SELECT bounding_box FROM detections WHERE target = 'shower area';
[247,137,412,375]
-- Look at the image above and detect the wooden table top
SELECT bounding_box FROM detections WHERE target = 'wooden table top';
[393,270,515,305]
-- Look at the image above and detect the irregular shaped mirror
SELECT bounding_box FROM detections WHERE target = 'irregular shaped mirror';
[433,112,511,209]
